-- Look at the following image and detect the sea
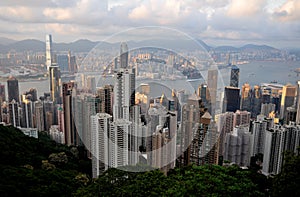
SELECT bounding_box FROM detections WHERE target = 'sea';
[1,61,299,100]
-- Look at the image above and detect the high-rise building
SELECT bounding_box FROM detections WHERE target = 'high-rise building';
[46,34,53,71]
[285,106,297,124]
[8,99,20,127]
[62,82,76,145]
[224,125,251,166]
[120,42,129,69]
[197,83,207,105]
[68,50,77,73]
[0,83,5,102]
[262,122,300,175]
[57,54,69,72]
[91,113,112,178]
[49,65,62,104]
[34,101,44,131]
[207,69,218,117]
[7,77,19,103]
[179,93,206,166]
[21,99,34,128]
[229,65,239,88]
[280,84,296,119]
[250,120,267,156]
[21,88,37,102]
[223,86,240,113]
[261,103,276,117]
[113,67,135,120]
[240,83,251,111]
[233,110,251,127]
[97,85,113,115]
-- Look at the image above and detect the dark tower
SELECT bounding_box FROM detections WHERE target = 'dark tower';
[230,65,239,88]
[7,77,19,103]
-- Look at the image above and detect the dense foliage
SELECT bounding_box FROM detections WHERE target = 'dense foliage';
[1,125,299,196]
[0,125,91,196]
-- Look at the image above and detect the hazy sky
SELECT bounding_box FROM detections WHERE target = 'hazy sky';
[0,0,299,47]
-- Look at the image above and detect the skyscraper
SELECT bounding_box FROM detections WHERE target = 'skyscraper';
[0,83,5,102]
[97,85,113,115]
[8,99,20,127]
[34,101,44,131]
[21,99,34,128]
[223,86,240,113]
[7,77,19,103]
[295,81,300,124]
[229,65,239,88]
[280,84,296,119]
[250,120,267,156]
[49,65,62,104]
[46,34,53,71]
[207,69,218,117]
[120,42,129,69]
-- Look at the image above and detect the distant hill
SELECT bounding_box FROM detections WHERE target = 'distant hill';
[0,36,281,53]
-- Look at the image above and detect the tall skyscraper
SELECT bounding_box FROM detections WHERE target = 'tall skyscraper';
[207,69,218,117]
[240,83,251,111]
[280,84,296,119]
[7,77,19,103]
[46,34,53,71]
[49,65,62,104]
[62,81,76,145]
[97,85,113,115]
[223,86,240,113]
[250,120,267,156]
[120,42,129,69]
[8,99,20,127]
[0,83,5,102]
[34,101,44,131]
[21,99,34,128]
[229,65,239,88]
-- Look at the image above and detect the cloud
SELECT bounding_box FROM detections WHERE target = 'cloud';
[0,0,298,47]
[272,0,300,22]
[227,0,268,18]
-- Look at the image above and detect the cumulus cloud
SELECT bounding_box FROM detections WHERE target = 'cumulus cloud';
[0,0,298,47]
[273,0,300,22]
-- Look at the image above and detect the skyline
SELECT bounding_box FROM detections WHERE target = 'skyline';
[0,0,299,48]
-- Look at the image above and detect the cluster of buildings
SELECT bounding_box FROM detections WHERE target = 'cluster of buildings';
[0,34,299,179]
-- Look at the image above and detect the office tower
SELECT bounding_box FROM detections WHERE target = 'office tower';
[62,82,76,145]
[250,120,267,156]
[285,106,297,124]
[261,103,275,117]
[7,77,19,103]
[97,85,113,115]
[229,65,239,87]
[197,84,207,105]
[8,100,20,127]
[261,93,271,104]
[0,83,5,102]
[43,99,54,131]
[34,101,44,131]
[21,100,34,128]
[57,105,64,133]
[68,50,77,73]
[22,88,37,102]
[252,85,262,117]
[206,69,218,117]
[179,94,206,166]
[240,83,251,111]
[262,122,300,175]
[280,84,296,119]
[120,42,129,68]
[91,113,112,178]
[46,34,53,71]
[49,65,62,104]
[57,54,69,72]
[223,86,240,113]
[86,76,96,94]
[224,125,251,166]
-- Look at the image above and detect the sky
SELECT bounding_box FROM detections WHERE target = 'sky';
[0,0,299,48]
